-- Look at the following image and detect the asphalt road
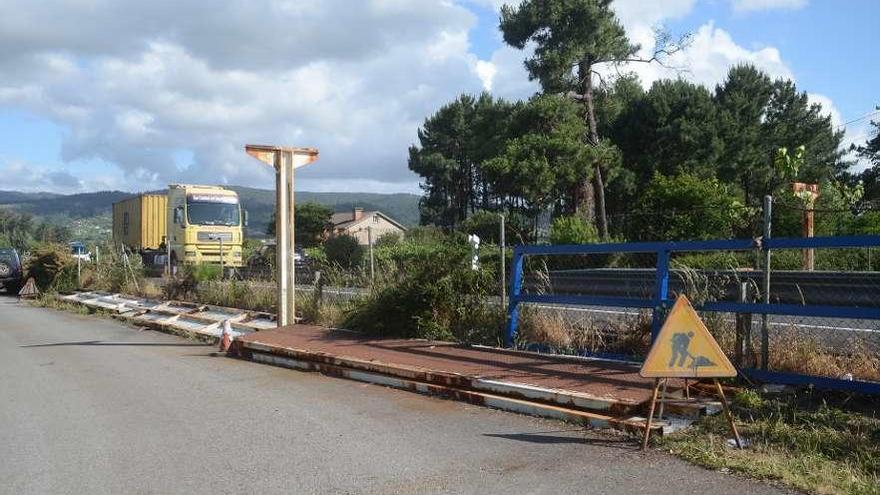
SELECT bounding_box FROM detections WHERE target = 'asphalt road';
[0,297,789,495]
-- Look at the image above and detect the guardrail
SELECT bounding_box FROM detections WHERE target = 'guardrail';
[535,269,880,307]
[506,235,880,394]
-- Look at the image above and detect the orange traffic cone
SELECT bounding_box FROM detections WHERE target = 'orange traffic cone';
[219,320,233,353]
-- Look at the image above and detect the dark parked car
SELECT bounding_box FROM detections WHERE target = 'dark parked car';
[0,247,23,294]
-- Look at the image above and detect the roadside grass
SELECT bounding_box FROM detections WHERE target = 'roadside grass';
[657,388,880,495]
[29,292,92,315]
[194,279,276,313]
[768,326,880,383]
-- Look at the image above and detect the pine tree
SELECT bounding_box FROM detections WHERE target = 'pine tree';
[499,0,685,237]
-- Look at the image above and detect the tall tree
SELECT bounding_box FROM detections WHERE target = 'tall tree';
[484,95,596,217]
[613,78,721,186]
[714,65,844,206]
[500,0,684,238]
[266,202,332,247]
[714,65,774,205]
[854,108,880,200]
[855,109,880,168]
[408,93,514,227]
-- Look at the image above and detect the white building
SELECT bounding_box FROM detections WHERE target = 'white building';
[329,208,407,245]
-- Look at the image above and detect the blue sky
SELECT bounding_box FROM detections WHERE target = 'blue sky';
[0,0,877,195]
[664,0,880,125]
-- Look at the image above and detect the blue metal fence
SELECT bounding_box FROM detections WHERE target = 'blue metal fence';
[505,235,880,394]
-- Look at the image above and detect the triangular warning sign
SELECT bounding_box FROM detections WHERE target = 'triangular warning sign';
[640,295,736,378]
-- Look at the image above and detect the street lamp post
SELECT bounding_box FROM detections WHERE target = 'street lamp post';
[245,144,319,327]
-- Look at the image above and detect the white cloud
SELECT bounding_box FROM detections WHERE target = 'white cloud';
[809,93,875,172]
[485,1,795,99]
[0,0,850,195]
[0,159,85,193]
[474,60,498,91]
[731,0,808,13]
[617,21,795,89]
[0,0,491,193]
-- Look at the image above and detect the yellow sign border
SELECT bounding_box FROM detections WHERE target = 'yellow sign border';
[640,295,736,378]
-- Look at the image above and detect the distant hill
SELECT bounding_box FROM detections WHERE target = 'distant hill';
[0,190,138,218]
[0,187,421,238]
[0,190,62,203]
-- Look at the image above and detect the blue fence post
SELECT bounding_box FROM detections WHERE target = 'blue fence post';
[504,249,525,347]
[651,250,670,342]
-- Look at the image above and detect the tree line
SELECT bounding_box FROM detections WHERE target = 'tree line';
[407,0,873,243]
[0,209,71,252]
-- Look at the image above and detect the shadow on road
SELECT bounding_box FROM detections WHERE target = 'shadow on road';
[483,430,636,449]
[20,340,211,348]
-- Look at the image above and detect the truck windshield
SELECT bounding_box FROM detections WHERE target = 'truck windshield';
[187,201,240,226]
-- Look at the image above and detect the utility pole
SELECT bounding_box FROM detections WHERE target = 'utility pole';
[246,145,319,327]
[368,226,375,284]
[500,213,506,309]
[761,195,772,370]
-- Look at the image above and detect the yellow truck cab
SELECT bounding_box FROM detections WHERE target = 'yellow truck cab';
[167,184,245,268]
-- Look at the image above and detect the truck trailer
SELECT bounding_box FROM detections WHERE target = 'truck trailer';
[112,184,245,269]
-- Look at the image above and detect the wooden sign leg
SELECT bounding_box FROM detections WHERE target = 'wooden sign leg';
[713,379,743,449]
[657,378,668,419]
[642,378,662,450]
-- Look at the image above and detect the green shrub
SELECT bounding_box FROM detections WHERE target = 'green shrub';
[460,210,503,244]
[403,225,446,244]
[191,263,222,282]
[628,172,746,241]
[342,239,504,344]
[549,215,598,245]
[324,234,363,269]
[373,232,402,248]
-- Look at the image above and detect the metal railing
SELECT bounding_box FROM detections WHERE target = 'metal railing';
[506,235,880,394]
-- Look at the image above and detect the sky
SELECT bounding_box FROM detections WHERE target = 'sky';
[0,0,877,195]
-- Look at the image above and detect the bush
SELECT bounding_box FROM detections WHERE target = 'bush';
[342,239,504,344]
[460,210,503,244]
[459,210,531,245]
[324,235,363,269]
[191,263,222,282]
[629,172,745,241]
[403,225,446,244]
[25,243,75,291]
[373,232,402,248]
[549,215,598,244]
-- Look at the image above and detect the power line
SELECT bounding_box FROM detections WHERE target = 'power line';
[837,108,880,130]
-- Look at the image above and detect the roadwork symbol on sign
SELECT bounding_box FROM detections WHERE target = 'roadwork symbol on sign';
[640,295,736,378]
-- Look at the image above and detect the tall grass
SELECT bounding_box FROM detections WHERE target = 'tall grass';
[659,388,880,495]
